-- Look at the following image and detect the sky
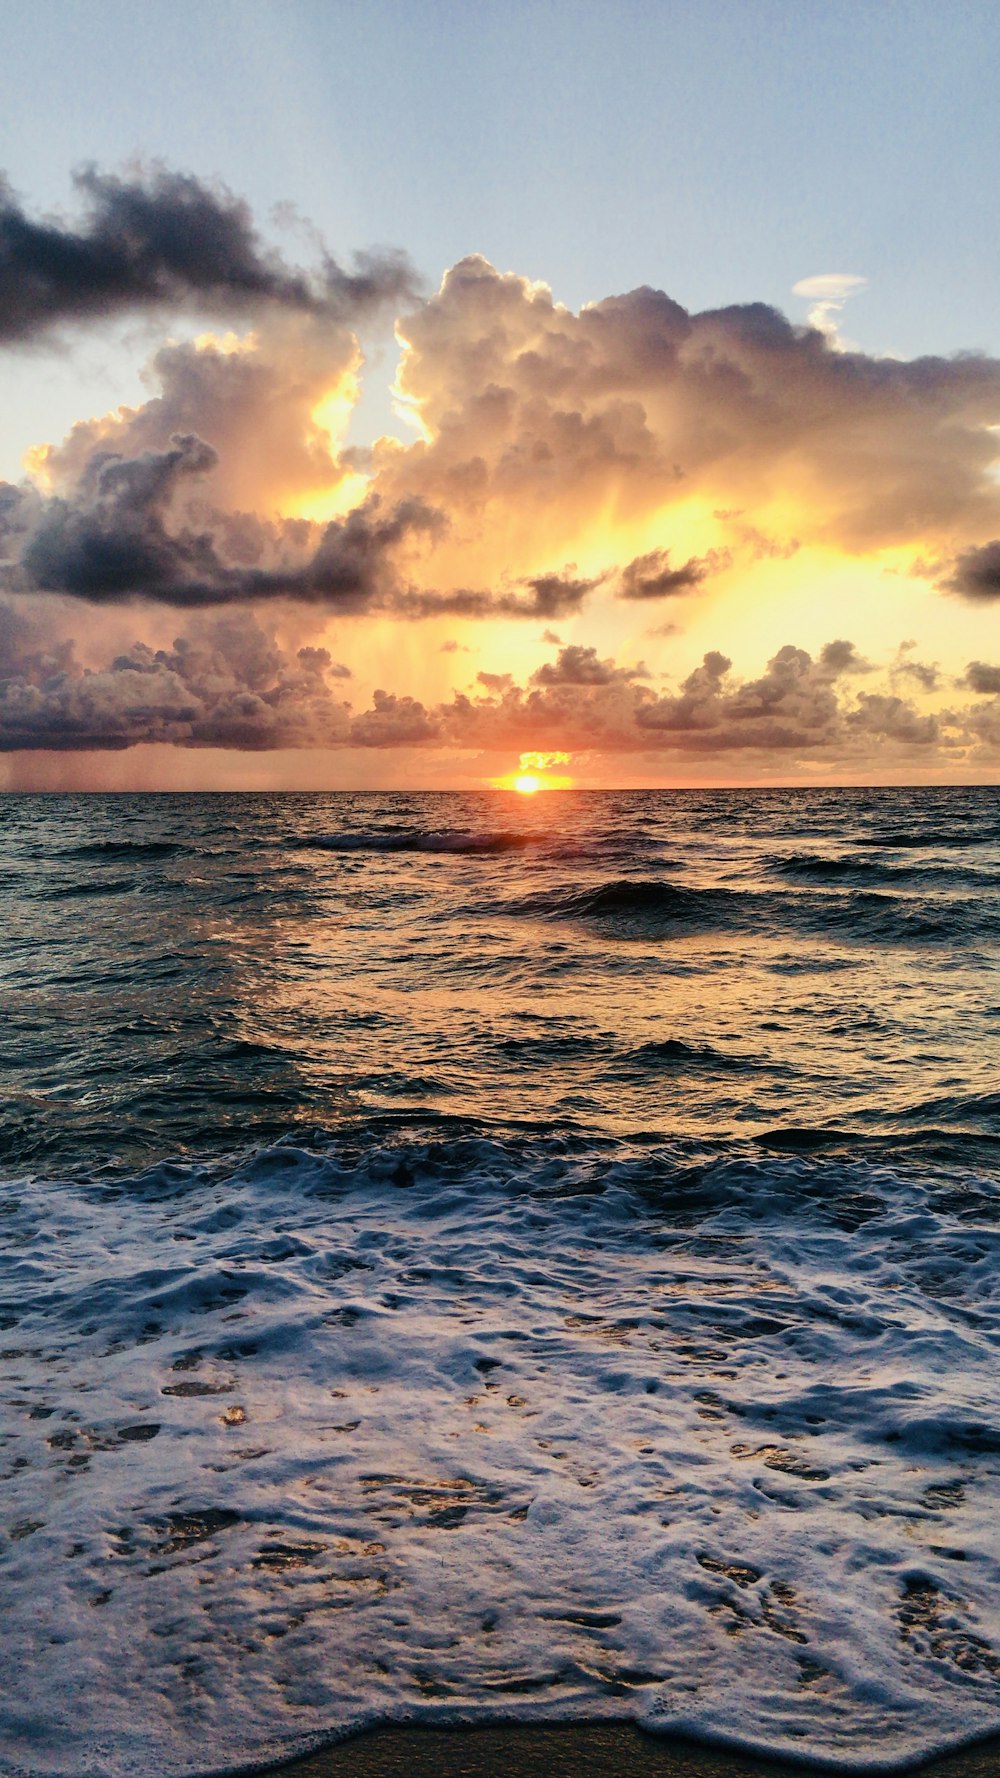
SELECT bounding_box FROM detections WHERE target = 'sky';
[2,0,1000,790]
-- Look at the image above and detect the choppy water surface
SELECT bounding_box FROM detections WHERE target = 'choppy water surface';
[1,787,999,1775]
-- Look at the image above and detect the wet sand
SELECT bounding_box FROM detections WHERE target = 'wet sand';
[268,1722,1000,1778]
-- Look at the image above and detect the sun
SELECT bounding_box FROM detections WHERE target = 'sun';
[489,749,573,792]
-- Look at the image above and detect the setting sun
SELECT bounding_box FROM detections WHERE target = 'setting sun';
[491,751,574,792]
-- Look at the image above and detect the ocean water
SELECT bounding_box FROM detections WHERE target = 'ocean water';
[1,786,999,1776]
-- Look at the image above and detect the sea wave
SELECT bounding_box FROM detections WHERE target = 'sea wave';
[500,877,742,928]
[304,827,541,855]
[491,875,985,948]
[775,851,1000,892]
[616,1037,757,1073]
[63,838,187,860]
[2,1131,999,1776]
[857,827,1000,849]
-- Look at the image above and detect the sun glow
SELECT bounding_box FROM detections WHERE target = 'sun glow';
[285,371,371,521]
[491,751,573,792]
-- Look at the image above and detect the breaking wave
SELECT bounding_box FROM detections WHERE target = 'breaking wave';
[2,1131,1000,1776]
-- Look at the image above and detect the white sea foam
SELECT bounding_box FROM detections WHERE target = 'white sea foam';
[2,1138,999,1776]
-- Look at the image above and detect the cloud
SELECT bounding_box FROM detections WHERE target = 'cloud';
[348,689,439,747]
[0,613,989,767]
[893,656,939,692]
[618,546,724,599]
[5,321,611,619]
[4,316,455,614]
[961,660,1000,694]
[942,540,1000,601]
[531,644,646,686]
[31,319,362,514]
[818,639,872,676]
[10,434,442,609]
[792,272,867,348]
[376,257,1000,556]
[0,605,354,750]
[0,165,417,344]
[632,643,917,753]
[5,229,1000,782]
[904,663,940,691]
[519,750,570,770]
[846,693,939,745]
[13,247,1000,635]
[394,567,604,621]
[0,600,445,754]
[438,640,918,759]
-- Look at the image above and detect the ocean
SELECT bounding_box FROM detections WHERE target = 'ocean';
[1,786,999,1776]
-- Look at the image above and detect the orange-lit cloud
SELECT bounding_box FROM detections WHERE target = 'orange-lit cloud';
[377,255,1000,561]
[3,172,1000,784]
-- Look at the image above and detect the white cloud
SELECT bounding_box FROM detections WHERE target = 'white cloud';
[792,273,868,349]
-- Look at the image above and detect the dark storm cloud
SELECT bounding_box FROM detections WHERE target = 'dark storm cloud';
[21,433,220,600]
[618,546,723,600]
[0,599,445,754]
[0,166,417,343]
[12,437,443,608]
[942,540,1000,601]
[511,570,604,618]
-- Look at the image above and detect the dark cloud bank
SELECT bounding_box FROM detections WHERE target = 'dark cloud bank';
[0,165,416,343]
[2,603,997,761]
[10,437,444,611]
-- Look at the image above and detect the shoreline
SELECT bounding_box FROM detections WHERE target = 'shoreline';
[261,1723,1000,1778]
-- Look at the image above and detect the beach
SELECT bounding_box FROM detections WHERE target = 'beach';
[271,1723,1000,1778]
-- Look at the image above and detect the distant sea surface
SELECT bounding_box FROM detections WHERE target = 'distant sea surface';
[2,787,999,1776]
